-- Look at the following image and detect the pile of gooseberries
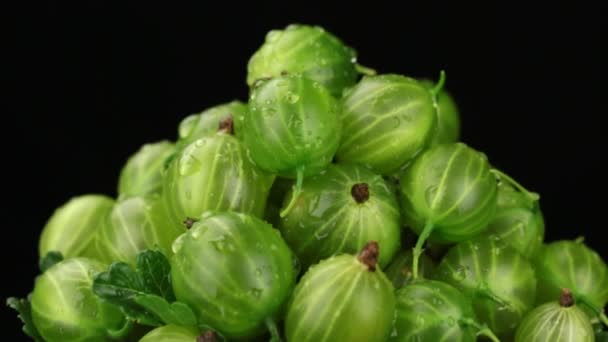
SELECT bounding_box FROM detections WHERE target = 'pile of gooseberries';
[9,24,608,342]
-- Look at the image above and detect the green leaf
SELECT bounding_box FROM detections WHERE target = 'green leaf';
[6,295,43,341]
[134,295,197,326]
[38,251,63,272]
[92,249,196,328]
[136,250,174,301]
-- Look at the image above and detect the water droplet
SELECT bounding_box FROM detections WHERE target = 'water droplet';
[194,139,205,147]
[492,247,501,256]
[172,234,188,253]
[415,316,426,327]
[392,116,400,128]
[286,92,300,104]
[314,229,329,240]
[255,268,263,277]
[350,56,357,63]
[249,288,263,299]
[179,153,202,176]
[447,317,456,326]
[453,266,468,281]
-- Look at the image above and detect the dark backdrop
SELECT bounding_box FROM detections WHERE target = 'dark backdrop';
[5,2,606,339]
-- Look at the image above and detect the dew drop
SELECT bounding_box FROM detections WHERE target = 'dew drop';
[172,234,188,253]
[453,266,468,281]
[415,316,426,328]
[314,230,329,240]
[447,317,456,326]
[249,288,263,299]
[286,92,300,104]
[255,268,263,277]
[392,116,400,128]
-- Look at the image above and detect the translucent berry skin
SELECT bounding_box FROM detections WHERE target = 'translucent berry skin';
[515,300,594,342]
[420,79,461,145]
[435,237,537,339]
[30,258,127,342]
[482,181,545,258]
[245,74,340,178]
[162,133,273,225]
[534,240,608,316]
[279,164,401,269]
[247,24,358,97]
[39,194,114,261]
[398,142,498,243]
[139,325,199,342]
[336,74,437,175]
[385,249,436,289]
[118,140,176,198]
[94,195,185,265]
[178,100,248,145]
[285,253,395,342]
[170,212,296,340]
[391,280,477,341]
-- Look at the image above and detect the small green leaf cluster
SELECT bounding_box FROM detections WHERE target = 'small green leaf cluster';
[8,23,608,342]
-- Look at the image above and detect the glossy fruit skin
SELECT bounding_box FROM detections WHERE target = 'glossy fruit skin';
[118,140,175,198]
[385,249,436,289]
[139,325,199,341]
[170,212,296,339]
[39,194,114,260]
[178,100,248,144]
[162,133,273,225]
[94,195,185,265]
[391,280,477,341]
[336,74,437,175]
[279,164,401,269]
[285,254,395,342]
[515,300,595,342]
[435,237,537,339]
[398,142,498,243]
[247,24,358,97]
[30,258,126,342]
[245,74,340,178]
[534,240,608,315]
[483,181,545,258]
[420,79,460,145]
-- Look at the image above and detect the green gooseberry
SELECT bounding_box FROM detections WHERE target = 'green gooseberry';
[534,239,608,324]
[279,163,401,270]
[398,142,498,279]
[247,24,362,97]
[162,127,274,225]
[170,211,296,340]
[117,140,176,198]
[178,100,248,145]
[244,74,341,217]
[391,279,500,342]
[335,74,439,176]
[38,194,114,261]
[420,79,461,145]
[435,236,537,339]
[385,249,436,289]
[139,325,220,342]
[482,179,545,258]
[94,195,185,265]
[515,288,595,342]
[30,258,128,342]
[285,241,395,342]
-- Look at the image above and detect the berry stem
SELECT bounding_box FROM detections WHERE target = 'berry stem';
[357,241,380,271]
[355,63,377,76]
[578,294,608,327]
[280,168,304,217]
[430,70,446,98]
[265,317,282,342]
[460,317,501,342]
[490,169,540,203]
[412,222,434,279]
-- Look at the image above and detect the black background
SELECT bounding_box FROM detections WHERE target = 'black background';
[5,2,606,339]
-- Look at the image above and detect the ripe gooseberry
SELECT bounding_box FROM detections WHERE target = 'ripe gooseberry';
[117,140,175,198]
[279,163,401,269]
[384,249,436,289]
[285,241,395,342]
[244,74,341,217]
[178,100,248,145]
[170,212,296,340]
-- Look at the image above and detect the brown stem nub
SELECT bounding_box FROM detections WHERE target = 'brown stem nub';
[358,241,379,271]
[197,331,218,342]
[351,183,370,203]
[218,115,234,135]
[560,288,575,307]
[183,217,198,229]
